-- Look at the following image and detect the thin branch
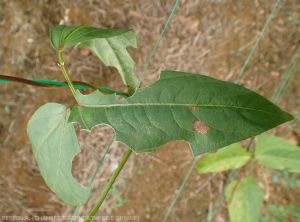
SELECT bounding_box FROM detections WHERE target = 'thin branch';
[162,159,196,222]
[84,149,133,222]
[0,75,52,87]
[70,136,115,222]
[140,0,180,82]
[0,75,128,97]
[272,44,300,103]
[0,74,97,89]
[235,0,283,83]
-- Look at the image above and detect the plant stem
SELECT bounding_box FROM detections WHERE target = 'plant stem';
[0,74,94,88]
[162,159,196,222]
[0,74,129,97]
[84,148,133,222]
[271,44,300,103]
[235,0,282,83]
[58,50,78,101]
[140,0,180,82]
[71,136,115,222]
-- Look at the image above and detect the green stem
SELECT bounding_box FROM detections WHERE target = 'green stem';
[84,149,133,222]
[0,74,129,98]
[162,159,197,222]
[235,0,282,83]
[58,50,78,101]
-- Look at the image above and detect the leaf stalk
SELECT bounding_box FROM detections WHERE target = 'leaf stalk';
[84,148,133,222]
[58,50,78,101]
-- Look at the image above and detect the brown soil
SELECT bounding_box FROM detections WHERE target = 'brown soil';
[0,0,299,222]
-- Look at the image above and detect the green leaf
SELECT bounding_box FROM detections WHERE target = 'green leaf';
[50,25,131,50]
[197,144,251,173]
[27,103,89,206]
[69,70,292,156]
[225,176,264,222]
[260,204,300,222]
[79,29,139,94]
[50,25,140,93]
[255,134,300,172]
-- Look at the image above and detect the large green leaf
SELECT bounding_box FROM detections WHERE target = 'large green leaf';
[197,144,251,173]
[225,176,264,222]
[50,25,140,93]
[69,70,292,156]
[27,103,89,206]
[255,134,300,172]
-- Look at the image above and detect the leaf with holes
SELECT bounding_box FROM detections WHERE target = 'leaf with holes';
[255,134,300,172]
[197,143,251,173]
[225,176,264,222]
[69,70,293,156]
[27,103,90,206]
[50,25,140,94]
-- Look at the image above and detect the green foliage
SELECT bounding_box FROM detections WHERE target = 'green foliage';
[50,25,140,94]
[273,170,300,188]
[255,134,300,172]
[197,143,251,173]
[79,30,139,94]
[50,25,130,50]
[260,204,300,222]
[196,134,300,222]
[69,70,292,156]
[27,103,89,206]
[225,176,264,222]
[26,25,294,209]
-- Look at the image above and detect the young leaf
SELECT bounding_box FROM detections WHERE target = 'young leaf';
[225,176,264,222]
[50,25,140,93]
[27,103,89,206]
[197,144,251,173]
[255,134,300,172]
[79,30,139,94]
[69,70,292,156]
[50,25,130,50]
[261,204,300,222]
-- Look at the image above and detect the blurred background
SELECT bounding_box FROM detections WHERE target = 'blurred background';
[0,0,299,221]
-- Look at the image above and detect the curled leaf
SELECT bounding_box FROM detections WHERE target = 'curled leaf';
[50,25,130,50]
[50,25,140,93]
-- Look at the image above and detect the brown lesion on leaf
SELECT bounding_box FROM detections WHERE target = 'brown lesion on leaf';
[193,120,209,135]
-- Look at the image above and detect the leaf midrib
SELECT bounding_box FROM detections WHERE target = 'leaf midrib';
[79,102,277,116]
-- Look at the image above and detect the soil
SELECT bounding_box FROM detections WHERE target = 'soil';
[0,0,299,222]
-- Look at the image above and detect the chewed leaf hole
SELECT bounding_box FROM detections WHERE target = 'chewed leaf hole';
[193,120,209,135]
